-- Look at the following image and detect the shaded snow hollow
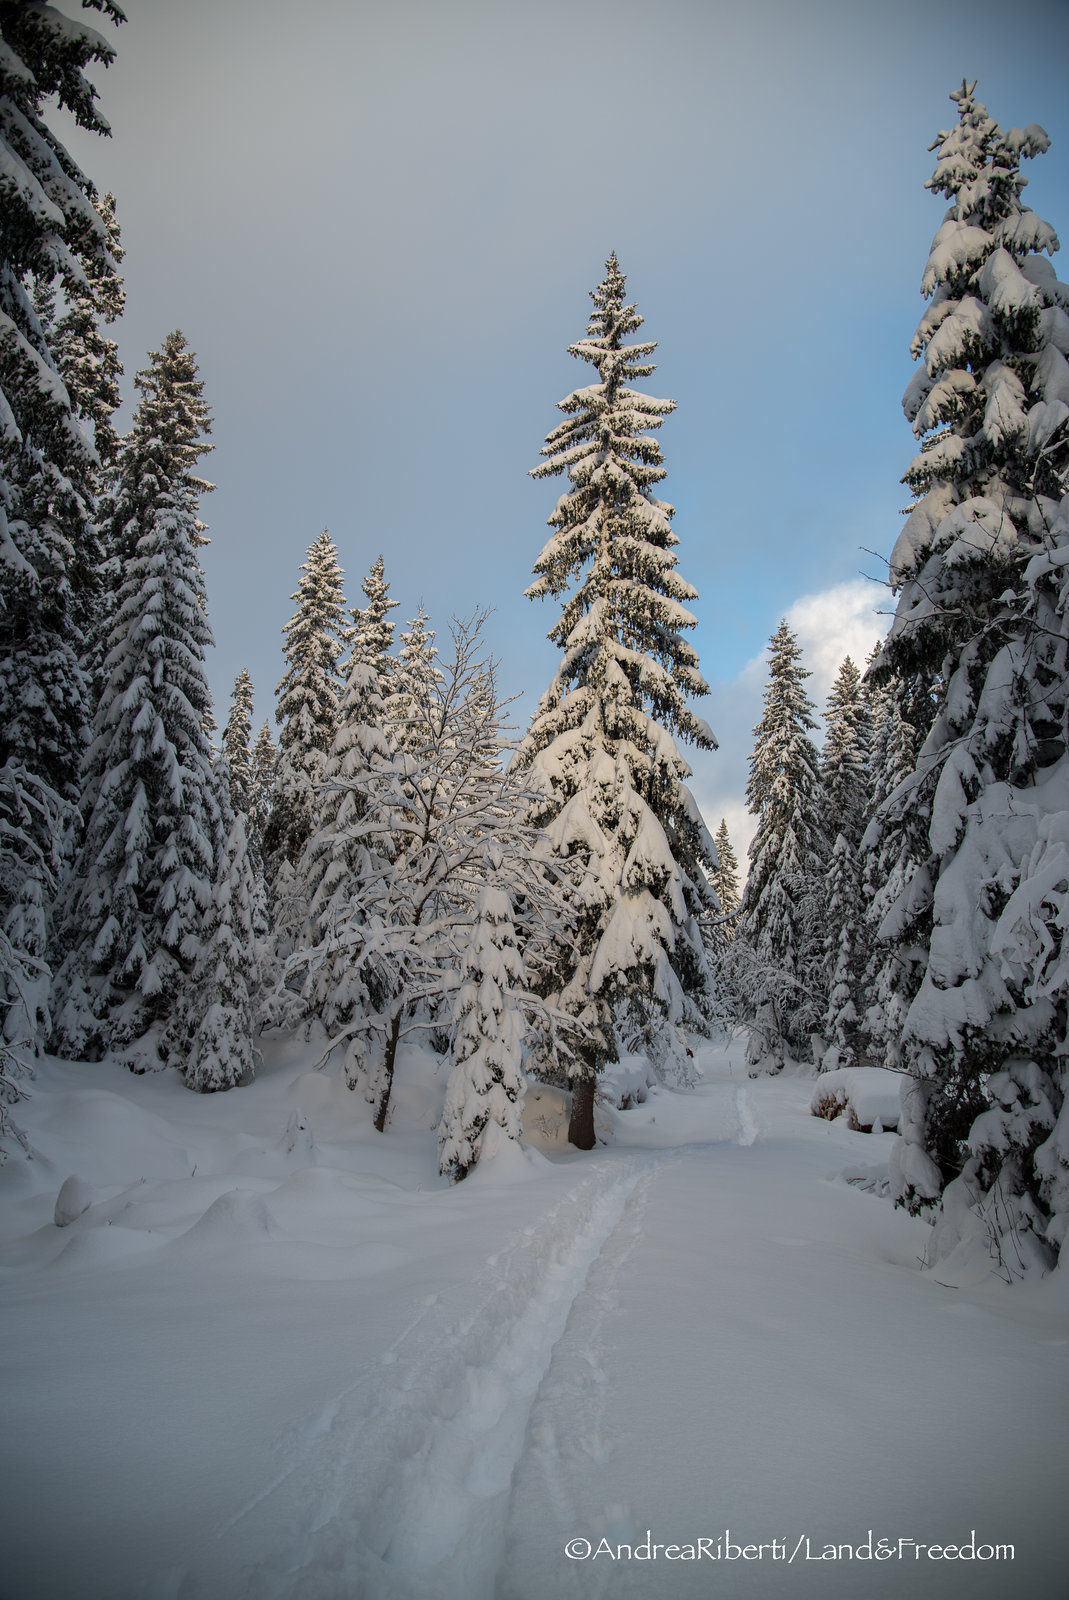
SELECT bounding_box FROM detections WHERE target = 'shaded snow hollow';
[0,1035,1065,1600]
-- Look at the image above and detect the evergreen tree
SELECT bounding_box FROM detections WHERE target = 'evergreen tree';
[438,880,527,1182]
[248,719,277,870]
[872,82,1069,1271]
[51,190,125,478]
[183,757,257,1093]
[857,674,924,1066]
[50,333,217,1067]
[0,763,59,1157]
[264,531,348,881]
[0,3,123,1065]
[222,668,256,821]
[711,818,741,933]
[295,559,397,1033]
[735,621,826,1068]
[388,605,442,755]
[515,253,719,1148]
[818,657,873,1068]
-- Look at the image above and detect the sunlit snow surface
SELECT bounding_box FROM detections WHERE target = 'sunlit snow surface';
[1,1036,1066,1600]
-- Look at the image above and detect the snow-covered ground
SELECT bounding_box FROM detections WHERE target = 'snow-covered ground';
[1,1037,1065,1600]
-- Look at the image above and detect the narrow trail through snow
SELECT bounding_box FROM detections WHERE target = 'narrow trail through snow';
[206,1158,664,1600]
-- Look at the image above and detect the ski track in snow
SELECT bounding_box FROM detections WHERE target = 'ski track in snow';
[734,1084,758,1146]
[191,1157,664,1600]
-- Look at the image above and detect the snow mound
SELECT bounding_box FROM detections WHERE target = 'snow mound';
[462,1122,552,1186]
[811,1067,903,1132]
[174,1188,282,1251]
[54,1173,95,1226]
[34,1088,193,1186]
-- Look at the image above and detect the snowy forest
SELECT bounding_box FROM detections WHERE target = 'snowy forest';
[1,4,1068,1599]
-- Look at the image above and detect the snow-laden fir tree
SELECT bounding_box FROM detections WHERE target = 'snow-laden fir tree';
[0,764,59,1157]
[183,756,257,1094]
[220,669,270,972]
[222,668,256,821]
[51,190,124,480]
[249,720,277,869]
[734,621,826,1069]
[293,558,397,1034]
[711,819,741,934]
[50,333,217,1068]
[818,657,874,1069]
[515,253,719,1147]
[388,605,442,755]
[857,673,924,1067]
[438,876,527,1182]
[263,531,348,901]
[870,82,1069,1272]
[0,2,123,1074]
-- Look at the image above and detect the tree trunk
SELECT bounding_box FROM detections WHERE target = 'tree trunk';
[568,1070,596,1150]
[374,1009,404,1132]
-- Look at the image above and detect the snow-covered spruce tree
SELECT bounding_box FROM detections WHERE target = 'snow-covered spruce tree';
[438,878,526,1182]
[818,657,874,1069]
[870,82,1069,1272]
[289,614,565,1133]
[711,818,741,933]
[183,756,257,1093]
[293,558,398,1034]
[0,763,60,1157]
[515,253,718,1147]
[0,2,123,1063]
[734,621,826,1069]
[388,604,442,755]
[249,719,277,868]
[220,670,269,969]
[857,672,925,1067]
[51,190,124,477]
[50,332,217,1068]
[263,530,348,931]
[221,667,256,821]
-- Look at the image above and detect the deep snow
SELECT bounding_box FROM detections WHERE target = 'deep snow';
[0,1036,1065,1600]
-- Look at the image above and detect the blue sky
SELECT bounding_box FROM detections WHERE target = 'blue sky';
[62,0,1069,851]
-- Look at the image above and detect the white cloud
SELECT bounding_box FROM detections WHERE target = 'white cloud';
[786,577,891,704]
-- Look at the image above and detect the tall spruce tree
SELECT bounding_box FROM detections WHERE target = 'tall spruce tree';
[735,621,826,1068]
[438,880,527,1182]
[388,605,442,755]
[0,3,123,1099]
[295,558,397,1033]
[51,190,125,479]
[50,333,217,1067]
[515,254,718,1147]
[871,82,1069,1271]
[183,756,257,1094]
[818,657,874,1069]
[222,668,256,821]
[857,674,924,1067]
[249,720,277,870]
[711,818,741,933]
[264,531,348,881]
